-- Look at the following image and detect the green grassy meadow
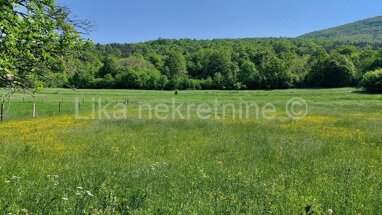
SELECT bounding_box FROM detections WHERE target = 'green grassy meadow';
[0,88,381,214]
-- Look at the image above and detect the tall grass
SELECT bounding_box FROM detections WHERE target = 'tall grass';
[0,88,381,214]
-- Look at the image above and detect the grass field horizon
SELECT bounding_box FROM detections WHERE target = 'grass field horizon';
[0,88,381,214]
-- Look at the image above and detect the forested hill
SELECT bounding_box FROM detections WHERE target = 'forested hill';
[300,16,382,41]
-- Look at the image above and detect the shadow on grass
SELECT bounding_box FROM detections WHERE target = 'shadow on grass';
[352,90,382,95]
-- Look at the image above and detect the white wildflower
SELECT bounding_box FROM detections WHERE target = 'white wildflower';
[76,186,83,190]
[86,191,94,197]
[4,74,13,81]
[11,176,21,180]
[47,175,59,179]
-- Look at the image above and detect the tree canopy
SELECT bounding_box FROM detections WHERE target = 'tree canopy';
[0,0,90,93]
[361,69,382,93]
[86,38,382,90]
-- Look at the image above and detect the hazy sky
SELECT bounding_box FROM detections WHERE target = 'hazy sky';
[57,0,382,44]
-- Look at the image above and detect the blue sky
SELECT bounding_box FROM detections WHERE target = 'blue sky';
[57,0,382,44]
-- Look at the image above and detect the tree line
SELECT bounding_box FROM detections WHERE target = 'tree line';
[50,38,381,92]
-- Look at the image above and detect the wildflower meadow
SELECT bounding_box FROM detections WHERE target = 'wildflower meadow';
[0,88,381,214]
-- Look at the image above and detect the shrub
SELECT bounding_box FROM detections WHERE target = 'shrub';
[361,69,382,93]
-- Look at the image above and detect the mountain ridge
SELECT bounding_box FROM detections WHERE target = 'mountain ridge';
[299,16,382,41]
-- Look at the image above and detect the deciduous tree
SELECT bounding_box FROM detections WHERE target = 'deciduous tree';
[0,0,91,93]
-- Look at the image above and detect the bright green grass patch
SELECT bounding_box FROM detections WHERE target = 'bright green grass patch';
[0,88,381,214]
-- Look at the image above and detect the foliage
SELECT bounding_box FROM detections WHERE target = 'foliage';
[300,16,382,42]
[98,56,118,78]
[361,69,382,92]
[164,51,187,77]
[306,53,355,88]
[366,50,382,72]
[83,38,382,90]
[0,0,89,92]
[238,60,260,89]
[260,56,294,89]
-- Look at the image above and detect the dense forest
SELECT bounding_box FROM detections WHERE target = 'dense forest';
[45,38,382,92]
